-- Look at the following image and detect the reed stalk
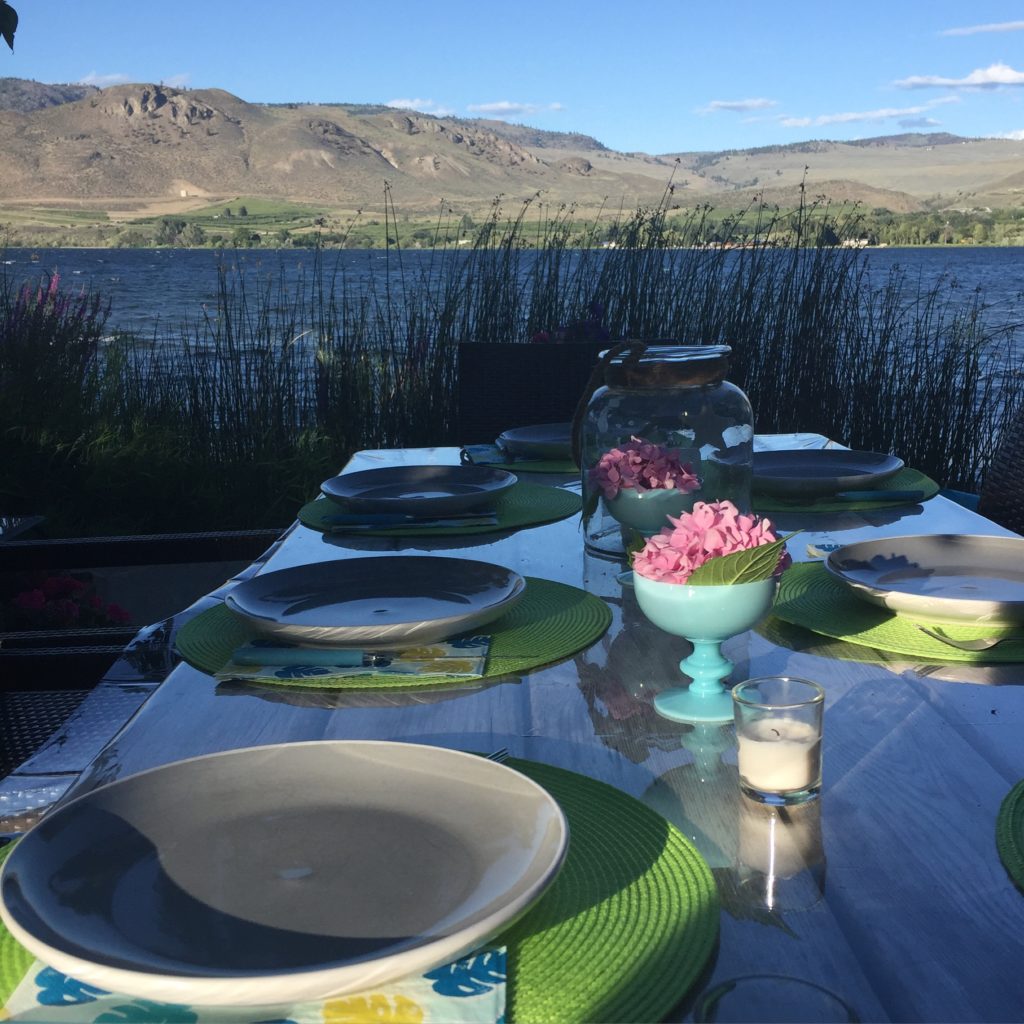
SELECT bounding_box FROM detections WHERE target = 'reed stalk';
[1,187,1020,534]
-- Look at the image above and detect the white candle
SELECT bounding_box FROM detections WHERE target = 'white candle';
[737,717,821,795]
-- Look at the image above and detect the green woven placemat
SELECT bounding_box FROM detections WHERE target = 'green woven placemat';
[299,480,581,536]
[503,760,719,1024]
[771,562,1024,663]
[0,767,718,1024]
[176,577,612,689]
[0,845,32,1007]
[754,467,939,514]
[997,781,1024,893]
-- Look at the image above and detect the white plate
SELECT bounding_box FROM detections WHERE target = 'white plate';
[0,741,568,1007]
[224,556,526,647]
[752,449,904,498]
[825,534,1024,625]
[321,465,517,516]
[497,423,573,461]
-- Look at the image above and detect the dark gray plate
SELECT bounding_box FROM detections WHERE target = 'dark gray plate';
[321,465,517,516]
[753,449,904,498]
[224,555,526,646]
[497,423,573,461]
[0,741,567,1006]
[826,534,1024,625]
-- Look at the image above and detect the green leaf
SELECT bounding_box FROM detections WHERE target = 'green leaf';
[624,529,647,563]
[0,2,17,52]
[686,534,796,586]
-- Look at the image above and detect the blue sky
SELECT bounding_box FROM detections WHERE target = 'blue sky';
[9,0,1024,153]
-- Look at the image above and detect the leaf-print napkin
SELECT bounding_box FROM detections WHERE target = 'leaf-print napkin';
[214,636,492,687]
[0,948,506,1023]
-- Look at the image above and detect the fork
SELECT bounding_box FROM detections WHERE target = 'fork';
[485,747,510,763]
[914,625,1024,652]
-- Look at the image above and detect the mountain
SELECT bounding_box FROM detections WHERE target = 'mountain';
[0,77,98,112]
[1,78,1023,219]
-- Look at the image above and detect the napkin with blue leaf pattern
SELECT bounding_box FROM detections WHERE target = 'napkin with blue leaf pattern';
[214,636,491,687]
[0,948,506,1022]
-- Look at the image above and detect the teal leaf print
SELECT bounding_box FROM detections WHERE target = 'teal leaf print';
[425,948,506,996]
[35,967,108,1005]
[274,665,332,678]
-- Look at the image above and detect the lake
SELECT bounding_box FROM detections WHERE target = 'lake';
[3,244,1023,341]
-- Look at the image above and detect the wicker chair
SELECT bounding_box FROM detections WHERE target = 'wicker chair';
[978,415,1024,536]
[457,341,606,444]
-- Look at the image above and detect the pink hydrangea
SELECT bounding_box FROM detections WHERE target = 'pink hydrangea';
[589,436,701,500]
[14,588,46,611]
[632,499,790,584]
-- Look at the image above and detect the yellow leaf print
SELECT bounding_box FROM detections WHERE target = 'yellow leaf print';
[422,658,474,674]
[323,993,424,1023]
[398,646,446,660]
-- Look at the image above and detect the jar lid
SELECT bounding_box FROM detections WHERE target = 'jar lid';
[603,343,732,388]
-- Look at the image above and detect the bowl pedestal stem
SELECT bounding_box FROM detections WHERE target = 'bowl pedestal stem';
[654,639,736,723]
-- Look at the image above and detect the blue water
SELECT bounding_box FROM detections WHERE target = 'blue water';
[3,245,1023,340]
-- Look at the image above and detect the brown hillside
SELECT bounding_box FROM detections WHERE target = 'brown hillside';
[2,79,1023,216]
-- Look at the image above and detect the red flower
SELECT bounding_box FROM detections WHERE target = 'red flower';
[14,588,46,611]
[105,603,132,624]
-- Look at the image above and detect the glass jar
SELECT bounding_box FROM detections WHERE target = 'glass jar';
[581,344,754,556]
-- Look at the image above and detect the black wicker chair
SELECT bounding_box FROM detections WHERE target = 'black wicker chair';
[978,415,1024,536]
[456,342,605,444]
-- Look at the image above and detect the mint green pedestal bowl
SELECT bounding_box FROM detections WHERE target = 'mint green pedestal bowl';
[604,487,695,535]
[632,575,777,723]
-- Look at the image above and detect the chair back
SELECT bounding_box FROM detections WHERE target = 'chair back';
[978,415,1024,535]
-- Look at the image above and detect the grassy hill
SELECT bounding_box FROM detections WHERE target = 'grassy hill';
[2,78,1024,245]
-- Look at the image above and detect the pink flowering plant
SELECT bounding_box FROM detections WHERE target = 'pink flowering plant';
[631,500,793,586]
[589,436,701,500]
[1,572,132,631]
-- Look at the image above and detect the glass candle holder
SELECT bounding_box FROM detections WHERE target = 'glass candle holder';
[732,676,824,805]
[580,344,754,556]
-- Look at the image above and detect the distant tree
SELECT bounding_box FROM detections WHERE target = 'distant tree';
[232,226,259,247]
[154,218,186,245]
[224,207,233,218]
[238,205,249,217]
[117,228,149,248]
[181,222,206,247]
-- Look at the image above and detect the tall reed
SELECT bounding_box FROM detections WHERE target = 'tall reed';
[1,186,1020,535]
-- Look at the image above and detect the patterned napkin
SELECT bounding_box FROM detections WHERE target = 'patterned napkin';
[215,636,491,687]
[0,949,506,1023]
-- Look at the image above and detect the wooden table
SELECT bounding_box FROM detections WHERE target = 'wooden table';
[3,443,1024,1022]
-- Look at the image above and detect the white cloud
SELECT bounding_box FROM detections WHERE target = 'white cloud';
[780,96,957,129]
[896,62,1024,88]
[162,73,191,89]
[898,117,941,128]
[699,98,777,114]
[780,104,929,128]
[1002,129,1024,139]
[386,97,456,117]
[78,71,130,87]
[941,20,1024,36]
[465,100,564,119]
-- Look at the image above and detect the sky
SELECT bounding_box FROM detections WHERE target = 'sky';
[7,0,1024,154]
